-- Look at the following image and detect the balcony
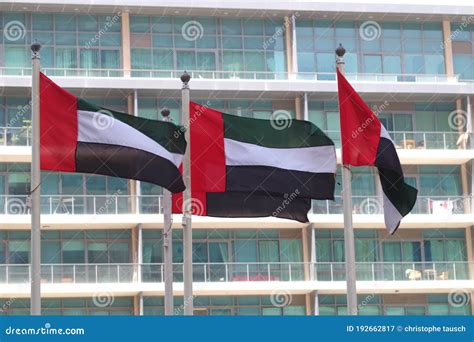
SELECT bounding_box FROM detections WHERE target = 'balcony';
[326,130,465,150]
[312,196,470,215]
[0,195,162,215]
[0,127,31,146]
[0,261,469,285]
[314,262,469,282]
[0,67,466,83]
[0,195,470,218]
[0,127,468,152]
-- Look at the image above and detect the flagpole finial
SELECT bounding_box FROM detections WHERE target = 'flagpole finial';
[161,107,170,117]
[31,40,41,59]
[161,107,171,122]
[335,43,346,57]
[180,71,191,87]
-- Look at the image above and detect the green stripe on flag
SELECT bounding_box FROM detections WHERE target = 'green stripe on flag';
[222,113,334,148]
[77,98,186,154]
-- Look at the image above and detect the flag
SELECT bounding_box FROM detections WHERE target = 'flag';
[337,69,417,233]
[172,101,337,222]
[40,73,186,193]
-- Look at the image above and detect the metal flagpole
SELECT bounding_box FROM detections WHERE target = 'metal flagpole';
[335,44,358,315]
[30,41,42,315]
[161,108,174,315]
[180,71,193,315]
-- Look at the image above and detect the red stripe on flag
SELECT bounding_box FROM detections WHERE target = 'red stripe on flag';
[337,69,381,166]
[40,73,78,172]
[189,101,226,192]
[172,101,226,214]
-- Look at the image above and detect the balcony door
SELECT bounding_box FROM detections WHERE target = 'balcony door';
[192,241,229,282]
[0,175,4,214]
[382,241,422,280]
[363,54,382,74]
[379,113,414,147]
[176,50,217,78]
[208,242,229,282]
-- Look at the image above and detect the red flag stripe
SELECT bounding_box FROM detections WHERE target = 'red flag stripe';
[40,73,78,172]
[337,69,381,166]
[172,101,226,214]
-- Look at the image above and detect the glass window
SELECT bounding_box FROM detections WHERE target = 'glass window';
[62,240,84,263]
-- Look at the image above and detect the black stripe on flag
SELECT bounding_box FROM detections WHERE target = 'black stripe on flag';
[376,137,418,227]
[75,142,185,193]
[206,191,311,223]
[225,166,335,199]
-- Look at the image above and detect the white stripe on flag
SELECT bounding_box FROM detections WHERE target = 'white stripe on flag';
[224,138,336,174]
[77,110,183,166]
[383,192,403,234]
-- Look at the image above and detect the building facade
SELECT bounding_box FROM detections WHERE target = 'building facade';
[0,0,473,315]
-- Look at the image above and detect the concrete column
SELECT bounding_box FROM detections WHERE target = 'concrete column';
[133,295,139,315]
[127,94,137,213]
[442,20,454,77]
[291,14,298,74]
[295,96,303,120]
[301,225,310,281]
[133,293,143,315]
[455,98,467,159]
[466,227,474,314]
[461,163,469,213]
[303,93,309,121]
[305,293,312,315]
[284,16,293,75]
[465,227,474,279]
[471,160,474,215]
[467,96,473,149]
[314,292,319,315]
[127,94,133,114]
[310,224,315,281]
[137,224,143,283]
[121,11,131,77]
[131,225,138,275]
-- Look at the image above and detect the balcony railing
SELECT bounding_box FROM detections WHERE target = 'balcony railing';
[297,72,460,83]
[314,262,469,282]
[0,195,470,216]
[0,261,469,284]
[0,127,467,151]
[0,195,162,215]
[325,130,464,150]
[0,127,31,146]
[0,67,466,83]
[312,195,470,215]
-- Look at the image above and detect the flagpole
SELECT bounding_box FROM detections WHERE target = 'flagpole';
[30,41,42,315]
[161,108,174,315]
[335,44,358,315]
[180,71,193,315]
